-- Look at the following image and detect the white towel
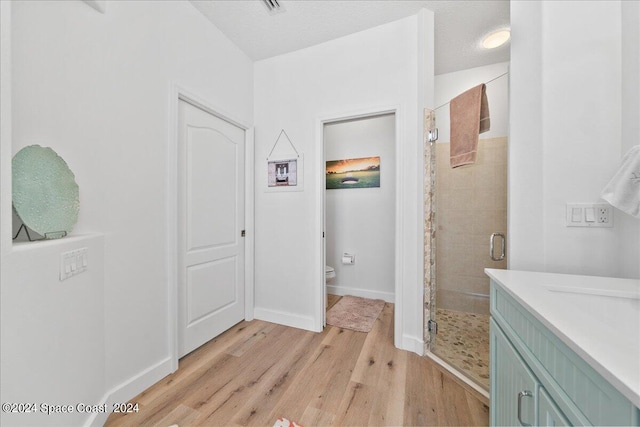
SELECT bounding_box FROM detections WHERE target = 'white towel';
[601,145,640,218]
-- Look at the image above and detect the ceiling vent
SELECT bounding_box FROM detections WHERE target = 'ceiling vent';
[262,0,285,15]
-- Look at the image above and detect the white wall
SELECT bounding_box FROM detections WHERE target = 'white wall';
[0,2,11,260]
[509,0,545,272]
[324,114,396,302]
[253,11,434,352]
[3,1,253,425]
[618,0,640,277]
[510,0,640,278]
[621,1,640,156]
[1,235,105,427]
[434,61,509,143]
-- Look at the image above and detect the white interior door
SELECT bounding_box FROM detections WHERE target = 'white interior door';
[178,99,245,358]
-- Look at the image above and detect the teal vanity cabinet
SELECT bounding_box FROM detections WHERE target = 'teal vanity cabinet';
[489,277,640,426]
[491,319,537,425]
[491,318,573,426]
[538,387,570,426]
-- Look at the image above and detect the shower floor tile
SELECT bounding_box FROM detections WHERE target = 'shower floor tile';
[433,308,490,390]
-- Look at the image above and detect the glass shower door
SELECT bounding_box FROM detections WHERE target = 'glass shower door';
[429,136,508,391]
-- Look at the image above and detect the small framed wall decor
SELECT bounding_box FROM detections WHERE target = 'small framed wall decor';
[266,129,304,192]
[268,158,297,187]
[266,154,304,192]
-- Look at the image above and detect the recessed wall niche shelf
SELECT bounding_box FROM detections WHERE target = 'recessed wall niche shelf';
[13,223,67,242]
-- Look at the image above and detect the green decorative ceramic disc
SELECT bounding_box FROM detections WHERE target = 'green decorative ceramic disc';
[12,145,79,239]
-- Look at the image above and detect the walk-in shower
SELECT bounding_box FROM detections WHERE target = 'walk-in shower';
[423,105,508,392]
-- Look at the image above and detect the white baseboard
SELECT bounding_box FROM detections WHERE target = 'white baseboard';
[86,356,173,427]
[327,284,394,303]
[401,334,425,356]
[253,307,319,332]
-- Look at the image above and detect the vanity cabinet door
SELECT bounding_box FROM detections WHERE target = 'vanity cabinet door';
[538,386,571,426]
[491,319,538,427]
[490,279,640,426]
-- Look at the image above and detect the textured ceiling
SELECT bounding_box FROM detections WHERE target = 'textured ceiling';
[190,0,510,75]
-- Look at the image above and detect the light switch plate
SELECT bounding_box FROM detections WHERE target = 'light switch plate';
[60,247,88,281]
[566,203,613,228]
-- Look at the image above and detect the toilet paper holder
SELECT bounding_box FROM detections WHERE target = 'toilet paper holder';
[342,253,355,264]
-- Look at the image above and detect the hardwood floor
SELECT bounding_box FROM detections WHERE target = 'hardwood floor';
[105,299,489,427]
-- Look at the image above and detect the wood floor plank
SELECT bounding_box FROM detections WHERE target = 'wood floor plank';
[225,322,278,357]
[437,369,473,426]
[153,403,202,427]
[112,324,292,427]
[229,328,327,426]
[186,326,305,426]
[105,298,489,427]
[427,354,491,406]
[369,316,407,426]
[349,302,408,426]
[300,405,335,426]
[350,303,393,386]
[104,320,268,427]
[267,326,368,424]
[465,391,491,426]
[142,350,250,427]
[367,351,407,426]
[107,349,237,427]
[333,381,376,426]
[404,352,438,426]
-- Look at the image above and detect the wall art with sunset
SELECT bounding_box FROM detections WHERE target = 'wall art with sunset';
[326,156,380,189]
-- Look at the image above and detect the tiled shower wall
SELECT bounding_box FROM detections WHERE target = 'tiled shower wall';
[423,110,436,353]
[435,137,508,315]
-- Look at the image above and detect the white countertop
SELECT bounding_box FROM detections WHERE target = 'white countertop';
[485,268,640,408]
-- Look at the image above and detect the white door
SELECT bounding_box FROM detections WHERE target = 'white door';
[178,99,245,357]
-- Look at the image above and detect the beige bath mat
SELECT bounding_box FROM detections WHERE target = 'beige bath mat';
[326,295,385,333]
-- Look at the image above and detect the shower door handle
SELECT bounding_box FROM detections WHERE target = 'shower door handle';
[490,233,505,261]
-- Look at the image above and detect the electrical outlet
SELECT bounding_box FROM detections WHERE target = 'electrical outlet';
[566,203,613,228]
[597,206,610,224]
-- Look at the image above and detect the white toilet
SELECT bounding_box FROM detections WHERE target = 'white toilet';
[325,265,336,282]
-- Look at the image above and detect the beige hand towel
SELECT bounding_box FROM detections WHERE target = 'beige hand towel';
[449,83,490,168]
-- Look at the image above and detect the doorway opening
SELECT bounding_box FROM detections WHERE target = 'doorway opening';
[316,109,400,345]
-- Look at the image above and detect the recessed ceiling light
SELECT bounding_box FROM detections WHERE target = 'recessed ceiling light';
[482,29,511,49]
